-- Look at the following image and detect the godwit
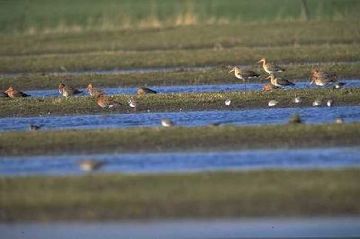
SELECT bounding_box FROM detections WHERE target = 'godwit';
[96,94,121,109]
[225,99,231,106]
[137,87,157,95]
[312,99,321,107]
[266,74,295,88]
[4,86,30,98]
[86,83,104,97]
[79,160,105,172]
[58,83,82,97]
[258,58,285,74]
[268,100,278,107]
[161,118,174,127]
[294,96,303,104]
[229,66,260,91]
[327,99,334,107]
[310,68,337,86]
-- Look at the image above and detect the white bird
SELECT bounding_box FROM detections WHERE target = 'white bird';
[294,96,302,104]
[79,160,105,172]
[335,117,344,124]
[225,99,231,106]
[312,99,321,107]
[327,99,334,107]
[161,119,175,127]
[128,97,137,108]
[268,100,278,107]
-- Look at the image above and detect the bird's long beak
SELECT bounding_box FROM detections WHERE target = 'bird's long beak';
[310,80,314,85]
[229,68,234,73]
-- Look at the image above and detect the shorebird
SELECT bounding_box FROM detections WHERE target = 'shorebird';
[266,74,295,88]
[137,87,157,95]
[312,99,321,107]
[225,99,231,106]
[334,82,346,89]
[86,83,104,97]
[294,96,303,104]
[161,118,174,127]
[258,58,285,74]
[58,83,82,97]
[79,160,105,172]
[96,94,121,109]
[229,66,260,91]
[327,99,334,107]
[335,117,344,124]
[268,100,278,107]
[262,83,279,92]
[310,68,337,86]
[128,97,137,111]
[4,86,30,98]
[288,113,302,124]
[29,124,42,131]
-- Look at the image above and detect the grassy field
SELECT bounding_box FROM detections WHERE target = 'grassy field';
[1,169,359,221]
[0,88,358,117]
[1,43,359,73]
[1,0,359,35]
[1,123,359,156]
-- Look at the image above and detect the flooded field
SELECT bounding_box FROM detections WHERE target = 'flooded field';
[1,147,359,176]
[22,79,360,97]
[0,105,358,132]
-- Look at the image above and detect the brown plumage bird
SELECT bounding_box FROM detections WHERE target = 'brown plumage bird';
[266,74,295,88]
[258,58,285,74]
[310,68,337,86]
[229,66,260,91]
[4,86,30,98]
[96,94,121,109]
[58,83,82,97]
[262,83,279,92]
[86,83,104,97]
[137,87,157,95]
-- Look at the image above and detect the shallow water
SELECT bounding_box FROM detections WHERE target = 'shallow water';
[0,147,359,176]
[1,217,360,239]
[0,106,359,132]
[24,79,360,97]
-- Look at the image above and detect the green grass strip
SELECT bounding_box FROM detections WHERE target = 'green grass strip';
[1,169,359,221]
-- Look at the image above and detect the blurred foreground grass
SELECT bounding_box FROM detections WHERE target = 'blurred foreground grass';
[1,169,359,221]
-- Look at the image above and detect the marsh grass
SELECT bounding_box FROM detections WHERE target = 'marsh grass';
[0,123,359,156]
[1,169,360,221]
[0,88,358,117]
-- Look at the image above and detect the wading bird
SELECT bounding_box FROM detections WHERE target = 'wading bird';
[79,160,105,172]
[310,68,338,86]
[58,83,82,97]
[266,74,295,88]
[161,118,174,127]
[4,86,30,98]
[86,83,104,97]
[96,94,121,109]
[229,66,260,91]
[258,58,285,74]
[137,87,157,95]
